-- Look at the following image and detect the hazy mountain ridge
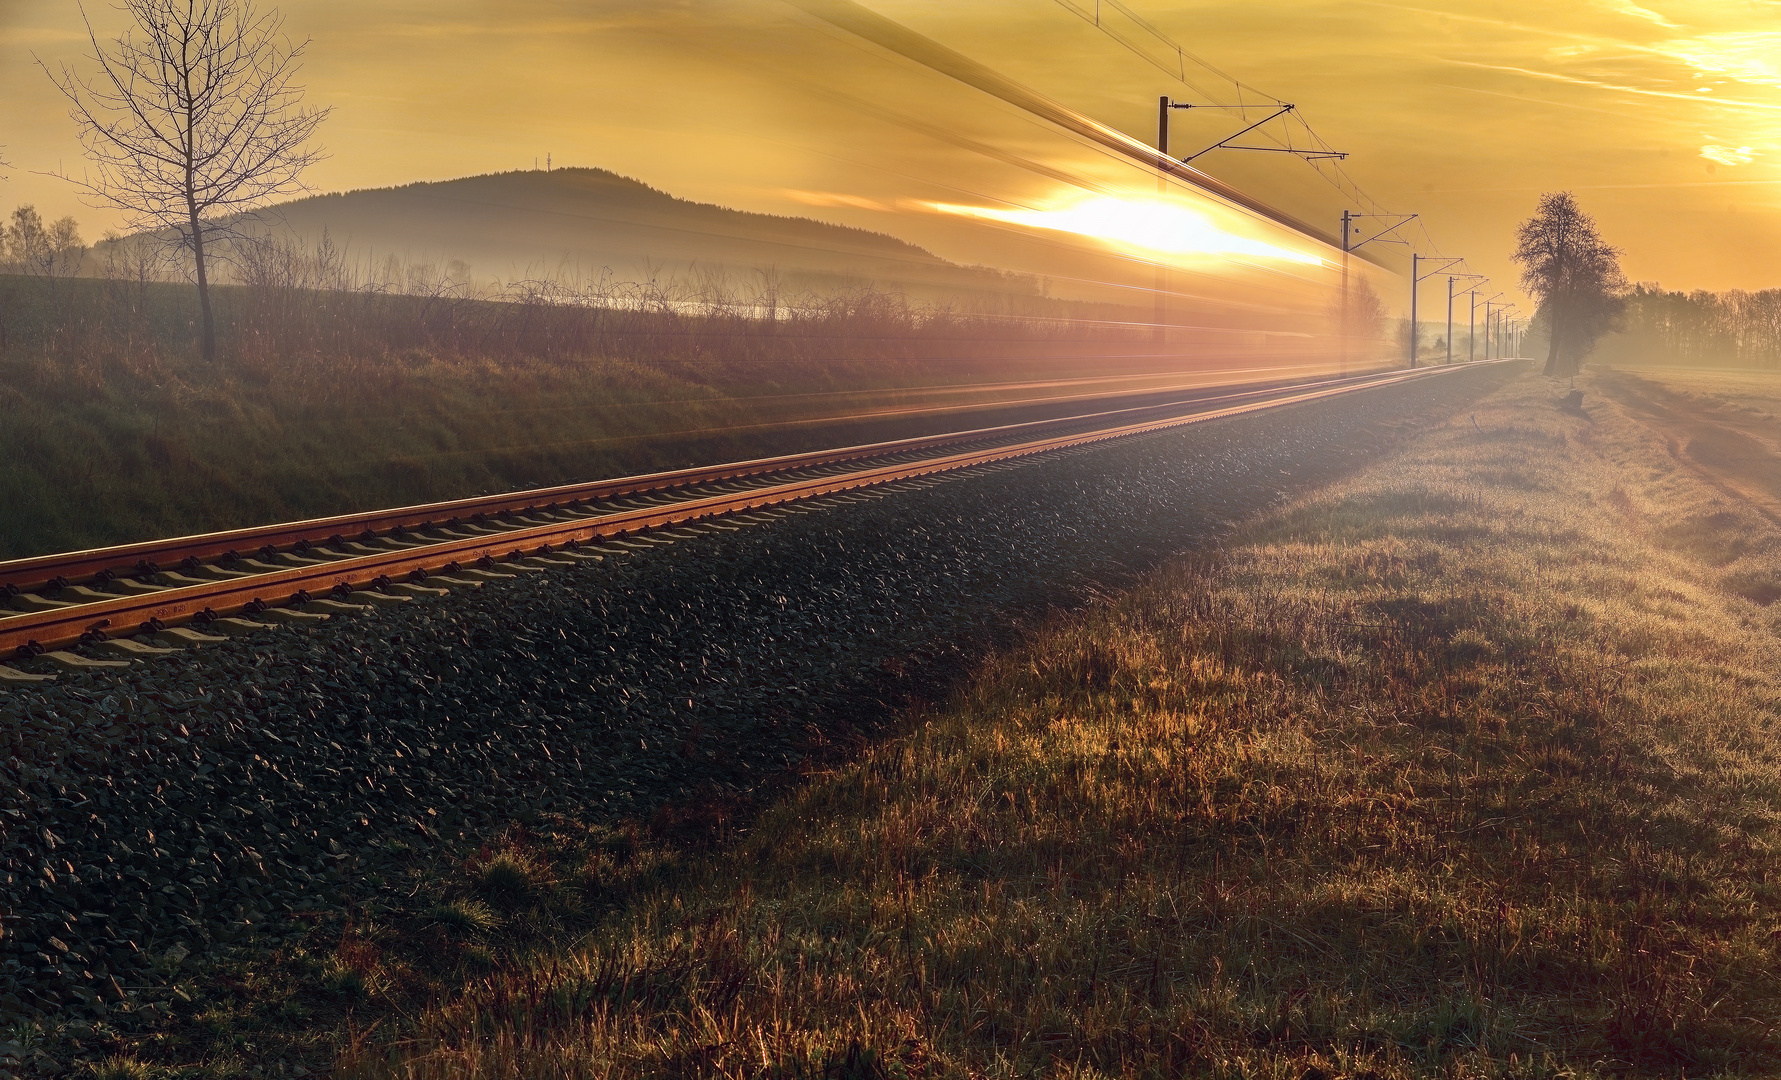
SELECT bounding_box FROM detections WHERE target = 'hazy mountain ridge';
[222,168,1030,298]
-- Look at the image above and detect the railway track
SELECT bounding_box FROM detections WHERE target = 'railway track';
[0,361,1508,673]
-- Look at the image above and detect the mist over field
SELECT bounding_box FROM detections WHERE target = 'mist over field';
[111,168,1050,304]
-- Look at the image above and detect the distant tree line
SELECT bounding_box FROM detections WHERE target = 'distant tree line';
[0,206,87,350]
[1,206,86,278]
[1508,191,1781,372]
[1597,283,1781,369]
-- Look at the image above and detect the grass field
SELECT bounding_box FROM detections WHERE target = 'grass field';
[0,274,1178,559]
[1592,366,1781,540]
[43,363,1781,1078]
[1612,367,1781,409]
[302,365,1777,1079]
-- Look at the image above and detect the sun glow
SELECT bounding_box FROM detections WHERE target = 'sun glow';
[924,194,1324,266]
[1660,32,1781,92]
[1701,144,1757,166]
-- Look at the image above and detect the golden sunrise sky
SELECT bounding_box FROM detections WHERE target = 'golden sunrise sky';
[3,0,1778,314]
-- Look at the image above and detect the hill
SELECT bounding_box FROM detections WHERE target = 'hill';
[202,168,1035,300]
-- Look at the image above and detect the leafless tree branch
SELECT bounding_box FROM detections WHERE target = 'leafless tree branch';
[42,0,330,361]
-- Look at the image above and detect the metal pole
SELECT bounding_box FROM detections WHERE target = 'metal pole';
[1480,300,1506,358]
[1409,253,1419,368]
[1468,290,1476,363]
[1446,276,1454,366]
[1154,97,1169,348]
[1340,211,1351,376]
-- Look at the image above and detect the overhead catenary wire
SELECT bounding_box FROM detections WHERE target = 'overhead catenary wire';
[1053,0,1387,216]
[786,0,1360,256]
[1053,0,1482,280]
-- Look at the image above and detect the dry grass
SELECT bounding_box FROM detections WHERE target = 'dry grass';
[1603,367,1781,453]
[299,368,1781,1078]
[1619,367,1781,412]
[0,274,1165,557]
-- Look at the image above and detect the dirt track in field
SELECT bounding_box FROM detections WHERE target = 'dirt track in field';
[1593,368,1781,526]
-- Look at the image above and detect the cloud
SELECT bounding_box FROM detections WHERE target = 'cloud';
[1700,144,1757,166]
[1655,32,1781,90]
[781,189,896,212]
[1440,82,1645,118]
[1360,3,1661,47]
[1599,1,1678,28]
[1442,59,1781,112]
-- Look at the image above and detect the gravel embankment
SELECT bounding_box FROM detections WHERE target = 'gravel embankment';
[0,367,1511,1022]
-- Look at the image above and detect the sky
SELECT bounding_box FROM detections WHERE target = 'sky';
[3,0,1780,321]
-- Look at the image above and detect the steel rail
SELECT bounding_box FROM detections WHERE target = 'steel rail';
[0,365,1403,591]
[0,361,1513,657]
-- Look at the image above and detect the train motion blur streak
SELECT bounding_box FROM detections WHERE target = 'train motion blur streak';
[755,0,1403,386]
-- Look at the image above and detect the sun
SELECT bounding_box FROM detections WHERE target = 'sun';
[925,193,1325,266]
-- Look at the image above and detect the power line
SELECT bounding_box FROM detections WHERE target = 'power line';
[1053,0,1487,273]
[788,0,1348,249]
[1054,0,1390,214]
[1058,0,1523,347]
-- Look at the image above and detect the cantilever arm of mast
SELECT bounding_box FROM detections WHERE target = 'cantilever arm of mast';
[793,0,1376,258]
[1218,145,1346,159]
[1177,104,1307,163]
[1344,212,1417,251]
[1414,257,1465,282]
[1165,100,1347,161]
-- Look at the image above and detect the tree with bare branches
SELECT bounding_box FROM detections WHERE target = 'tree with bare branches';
[4,206,88,278]
[45,0,329,362]
[1511,191,1627,379]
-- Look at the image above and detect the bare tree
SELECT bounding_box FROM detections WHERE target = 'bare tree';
[1359,279,1389,342]
[0,206,38,272]
[44,0,329,362]
[0,162,9,352]
[101,228,178,320]
[4,206,87,277]
[47,217,87,278]
[1511,192,1627,379]
[1331,277,1388,347]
